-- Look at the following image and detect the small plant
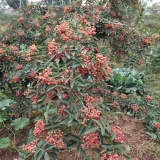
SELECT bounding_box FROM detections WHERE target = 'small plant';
[107,68,145,95]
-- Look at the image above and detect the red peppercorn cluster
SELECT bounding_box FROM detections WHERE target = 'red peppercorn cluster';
[145,95,152,101]
[30,95,38,104]
[112,101,119,107]
[78,53,112,82]
[81,132,100,149]
[9,45,19,54]
[45,25,51,33]
[81,95,101,124]
[46,130,65,149]
[54,22,73,42]
[80,25,96,37]
[111,126,124,143]
[15,64,23,70]
[22,139,39,153]
[48,39,59,56]
[58,105,69,117]
[26,45,37,61]
[36,67,52,84]
[131,104,139,112]
[101,154,126,160]
[12,76,20,83]
[119,93,127,99]
[63,5,73,14]
[155,122,160,130]
[33,119,46,137]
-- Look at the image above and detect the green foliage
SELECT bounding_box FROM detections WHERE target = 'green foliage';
[11,117,29,130]
[145,106,160,140]
[107,68,145,94]
[0,137,10,149]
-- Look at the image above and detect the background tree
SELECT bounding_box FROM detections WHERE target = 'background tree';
[6,0,28,9]
[44,0,70,6]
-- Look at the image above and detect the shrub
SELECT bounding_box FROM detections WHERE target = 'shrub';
[0,0,157,159]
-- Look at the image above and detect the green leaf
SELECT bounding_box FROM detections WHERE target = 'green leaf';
[83,126,98,134]
[101,144,113,149]
[65,52,71,59]
[111,132,117,140]
[57,88,62,99]
[0,99,13,110]
[70,79,75,89]
[113,142,123,148]
[11,118,29,130]
[93,120,105,135]
[0,137,10,149]
[44,152,50,160]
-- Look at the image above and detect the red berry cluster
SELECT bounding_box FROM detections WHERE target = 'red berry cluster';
[54,22,73,42]
[48,39,59,56]
[119,93,127,99]
[81,95,101,124]
[36,67,52,84]
[81,132,100,149]
[33,119,46,137]
[111,126,124,143]
[63,5,73,14]
[26,45,37,61]
[131,104,139,112]
[46,130,65,149]
[112,101,119,107]
[58,105,69,117]
[101,153,126,160]
[80,25,96,37]
[155,122,160,130]
[22,139,39,153]
[145,95,152,101]
[15,64,23,70]
[9,45,19,54]
[12,76,20,83]
[79,53,112,82]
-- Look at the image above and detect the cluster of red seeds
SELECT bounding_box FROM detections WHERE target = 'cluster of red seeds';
[36,67,52,84]
[155,122,160,130]
[46,130,65,149]
[145,95,152,101]
[58,105,69,117]
[15,64,23,70]
[79,53,112,82]
[45,25,51,33]
[119,93,127,99]
[80,26,96,37]
[81,132,100,149]
[111,126,124,143]
[0,47,5,55]
[101,154,126,160]
[22,139,39,153]
[81,95,101,124]
[63,5,73,14]
[23,120,65,152]
[26,45,37,61]
[131,104,139,112]
[12,76,20,83]
[48,39,59,56]
[112,101,119,107]
[54,22,73,42]
[33,119,46,137]
[9,45,19,54]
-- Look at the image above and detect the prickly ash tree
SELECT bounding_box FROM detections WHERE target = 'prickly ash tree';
[0,0,154,159]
